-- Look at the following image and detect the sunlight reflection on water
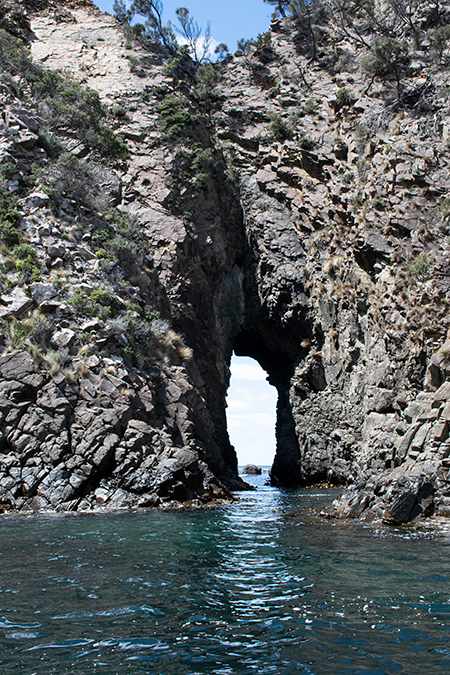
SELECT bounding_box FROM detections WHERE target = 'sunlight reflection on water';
[0,476,450,673]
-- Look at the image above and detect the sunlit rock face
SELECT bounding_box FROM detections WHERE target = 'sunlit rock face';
[1,0,450,520]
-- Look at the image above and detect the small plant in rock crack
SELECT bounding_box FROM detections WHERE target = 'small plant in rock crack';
[4,311,52,350]
[350,192,364,210]
[372,195,387,210]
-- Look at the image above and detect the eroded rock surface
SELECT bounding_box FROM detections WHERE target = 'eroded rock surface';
[1,0,450,519]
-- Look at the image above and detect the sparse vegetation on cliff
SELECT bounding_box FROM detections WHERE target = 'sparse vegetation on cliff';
[2,0,450,518]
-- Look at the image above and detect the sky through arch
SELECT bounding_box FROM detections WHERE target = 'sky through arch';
[226,355,277,467]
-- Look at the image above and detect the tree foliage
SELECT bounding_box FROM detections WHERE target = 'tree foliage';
[113,1,212,62]
[361,36,410,98]
[289,0,329,60]
[428,23,450,64]
[263,0,290,17]
[175,7,211,63]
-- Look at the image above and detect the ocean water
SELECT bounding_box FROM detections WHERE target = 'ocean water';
[1,470,450,674]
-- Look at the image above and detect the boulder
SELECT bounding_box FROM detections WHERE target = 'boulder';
[242,464,262,475]
[51,328,75,349]
[0,287,34,319]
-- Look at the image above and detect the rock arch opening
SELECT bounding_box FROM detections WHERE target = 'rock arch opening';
[227,331,303,487]
[226,354,277,469]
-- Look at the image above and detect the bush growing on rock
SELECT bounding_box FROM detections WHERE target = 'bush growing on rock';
[101,209,149,272]
[0,188,21,246]
[333,86,356,111]
[361,37,410,99]
[193,63,221,106]
[438,196,450,220]
[37,153,120,213]
[372,195,386,210]
[157,94,199,139]
[69,288,121,321]
[39,80,128,158]
[6,311,52,351]
[428,24,450,64]
[269,115,293,140]
[407,252,429,276]
[299,136,316,150]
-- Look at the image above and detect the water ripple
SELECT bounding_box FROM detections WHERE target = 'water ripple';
[0,476,449,673]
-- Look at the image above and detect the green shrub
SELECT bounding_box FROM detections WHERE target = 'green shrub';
[100,209,149,273]
[193,172,209,186]
[193,63,221,104]
[107,235,141,268]
[0,188,21,246]
[408,252,429,275]
[157,94,198,139]
[191,147,213,171]
[428,24,450,64]
[438,197,450,220]
[16,257,40,283]
[27,72,129,158]
[372,195,386,210]
[111,104,127,118]
[334,87,356,111]
[69,291,91,316]
[91,225,115,243]
[0,162,15,182]
[5,313,50,352]
[299,136,315,150]
[356,159,369,182]
[360,37,410,98]
[355,124,371,140]
[299,99,316,116]
[37,153,119,213]
[350,192,364,209]
[152,85,169,99]
[0,29,32,77]
[69,288,119,320]
[94,125,129,158]
[13,244,35,260]
[269,115,293,140]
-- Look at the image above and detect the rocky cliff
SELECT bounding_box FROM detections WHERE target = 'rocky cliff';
[1,0,450,522]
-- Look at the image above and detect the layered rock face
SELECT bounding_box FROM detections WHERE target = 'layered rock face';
[1,0,450,520]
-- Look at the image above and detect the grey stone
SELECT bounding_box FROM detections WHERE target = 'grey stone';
[51,329,75,349]
[0,351,35,380]
[0,287,34,319]
[29,282,57,304]
[47,244,66,259]
[25,192,50,208]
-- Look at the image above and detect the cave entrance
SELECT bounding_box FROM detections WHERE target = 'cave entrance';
[226,354,277,471]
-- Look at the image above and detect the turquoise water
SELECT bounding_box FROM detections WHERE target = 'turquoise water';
[1,472,450,674]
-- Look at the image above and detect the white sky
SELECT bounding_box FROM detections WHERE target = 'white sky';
[226,355,277,467]
[93,1,272,51]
